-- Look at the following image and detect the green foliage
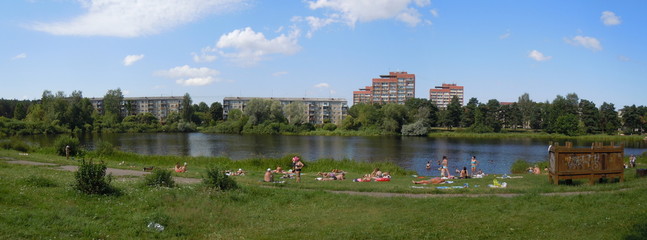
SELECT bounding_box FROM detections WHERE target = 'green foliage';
[0,137,32,152]
[203,165,238,191]
[53,135,81,157]
[73,159,117,195]
[22,175,58,187]
[510,159,531,174]
[554,114,581,136]
[94,140,116,157]
[143,168,175,188]
[322,123,337,131]
[401,120,429,136]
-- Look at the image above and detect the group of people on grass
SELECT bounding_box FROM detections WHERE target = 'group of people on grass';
[353,168,392,182]
[264,156,304,183]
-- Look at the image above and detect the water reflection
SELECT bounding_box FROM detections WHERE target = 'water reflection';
[22,133,646,175]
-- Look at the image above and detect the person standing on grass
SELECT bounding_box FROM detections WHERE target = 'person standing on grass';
[65,145,71,160]
[629,154,636,168]
[293,156,304,183]
[470,156,479,176]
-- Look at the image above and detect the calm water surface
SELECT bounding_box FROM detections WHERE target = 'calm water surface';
[26,133,647,174]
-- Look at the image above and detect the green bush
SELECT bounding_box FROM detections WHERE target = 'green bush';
[73,159,117,195]
[22,175,57,187]
[510,159,531,174]
[94,140,116,157]
[322,123,337,131]
[203,166,238,191]
[0,138,32,152]
[54,135,81,157]
[143,168,175,188]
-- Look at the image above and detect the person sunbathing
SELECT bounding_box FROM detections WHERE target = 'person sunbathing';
[272,166,286,174]
[174,162,186,173]
[412,177,445,184]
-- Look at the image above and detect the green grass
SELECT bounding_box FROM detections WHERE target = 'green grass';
[2,149,647,239]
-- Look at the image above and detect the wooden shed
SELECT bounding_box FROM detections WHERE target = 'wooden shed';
[548,142,624,185]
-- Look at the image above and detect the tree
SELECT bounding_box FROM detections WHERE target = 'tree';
[103,88,124,122]
[554,114,581,136]
[380,103,408,133]
[621,105,641,134]
[445,96,462,129]
[461,97,479,128]
[578,99,599,134]
[209,102,224,122]
[244,98,284,125]
[284,102,307,125]
[181,93,193,122]
[517,93,535,129]
[599,102,620,135]
[348,103,380,130]
[13,102,28,120]
[484,99,502,132]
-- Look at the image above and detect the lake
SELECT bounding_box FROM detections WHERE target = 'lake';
[24,133,647,175]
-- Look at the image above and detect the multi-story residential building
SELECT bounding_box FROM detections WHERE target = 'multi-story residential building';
[429,83,464,109]
[352,86,372,105]
[353,71,415,105]
[89,96,183,120]
[223,97,348,125]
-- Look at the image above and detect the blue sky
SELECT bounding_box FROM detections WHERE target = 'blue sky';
[1,0,646,107]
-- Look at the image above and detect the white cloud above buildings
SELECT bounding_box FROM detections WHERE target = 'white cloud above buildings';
[214,27,301,66]
[314,83,330,88]
[528,50,552,62]
[299,0,432,36]
[123,54,144,66]
[156,65,221,86]
[601,11,621,26]
[29,0,247,37]
[565,35,603,51]
[11,53,27,60]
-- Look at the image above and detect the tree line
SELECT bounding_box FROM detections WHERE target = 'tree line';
[1,90,645,136]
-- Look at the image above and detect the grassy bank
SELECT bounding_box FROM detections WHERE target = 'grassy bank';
[1,149,647,239]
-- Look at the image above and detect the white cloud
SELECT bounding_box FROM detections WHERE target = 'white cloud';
[123,54,144,66]
[272,71,288,77]
[192,52,217,63]
[12,53,27,60]
[296,16,338,38]
[307,0,430,27]
[155,65,221,86]
[314,83,330,88]
[29,0,247,37]
[528,50,552,62]
[430,9,438,18]
[601,11,621,26]
[215,27,301,66]
[618,55,631,62]
[499,30,511,39]
[565,35,602,51]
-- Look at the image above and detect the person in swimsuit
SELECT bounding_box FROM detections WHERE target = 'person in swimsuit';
[441,156,449,178]
[293,156,304,183]
[426,161,431,171]
[470,156,479,176]
[412,177,445,184]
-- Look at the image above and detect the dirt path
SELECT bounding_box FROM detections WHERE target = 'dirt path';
[4,159,632,197]
[6,159,201,184]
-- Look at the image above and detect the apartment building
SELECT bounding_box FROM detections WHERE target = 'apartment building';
[223,97,348,125]
[429,83,464,109]
[353,72,415,105]
[89,96,183,120]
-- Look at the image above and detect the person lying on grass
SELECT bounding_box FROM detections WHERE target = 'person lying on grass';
[412,177,445,184]
[316,172,345,181]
